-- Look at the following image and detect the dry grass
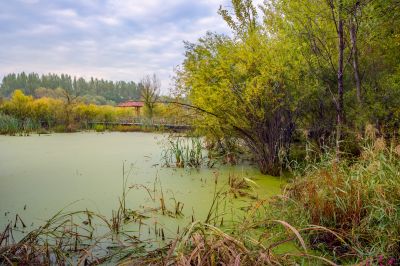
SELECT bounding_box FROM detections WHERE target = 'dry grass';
[267,139,400,264]
[227,173,254,198]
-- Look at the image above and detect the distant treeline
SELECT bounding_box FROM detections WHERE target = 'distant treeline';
[0,89,188,134]
[0,72,142,105]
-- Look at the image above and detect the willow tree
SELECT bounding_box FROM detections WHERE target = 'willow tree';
[263,0,400,145]
[177,1,304,175]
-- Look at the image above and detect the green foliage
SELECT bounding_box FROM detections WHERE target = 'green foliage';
[178,4,304,174]
[53,125,67,133]
[22,118,40,133]
[263,0,400,137]
[0,89,190,134]
[0,90,135,133]
[0,72,141,103]
[170,1,400,260]
[1,90,34,120]
[0,113,39,135]
[94,124,106,132]
[0,113,20,135]
[177,0,400,174]
[111,125,144,132]
[161,136,204,168]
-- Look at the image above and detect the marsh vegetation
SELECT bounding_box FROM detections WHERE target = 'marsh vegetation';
[1,0,400,264]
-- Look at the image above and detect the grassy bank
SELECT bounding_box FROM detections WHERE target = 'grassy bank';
[264,139,400,264]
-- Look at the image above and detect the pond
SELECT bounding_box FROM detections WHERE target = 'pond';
[0,132,283,248]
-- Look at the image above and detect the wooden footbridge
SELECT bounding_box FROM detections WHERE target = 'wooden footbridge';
[88,119,191,131]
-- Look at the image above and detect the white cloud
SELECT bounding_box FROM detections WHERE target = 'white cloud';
[105,0,185,20]
[50,8,78,18]
[17,0,40,4]
[97,16,121,26]
[0,0,247,93]
[19,24,60,35]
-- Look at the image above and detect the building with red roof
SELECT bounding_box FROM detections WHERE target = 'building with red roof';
[117,101,144,116]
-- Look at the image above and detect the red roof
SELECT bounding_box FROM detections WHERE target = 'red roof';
[117,101,144,107]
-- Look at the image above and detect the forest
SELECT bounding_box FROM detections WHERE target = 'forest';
[0,72,141,105]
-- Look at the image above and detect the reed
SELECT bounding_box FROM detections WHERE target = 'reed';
[0,163,157,264]
[227,173,254,198]
[0,113,20,135]
[161,135,205,168]
[265,138,400,264]
[22,118,40,134]
[125,220,337,266]
[1,170,338,266]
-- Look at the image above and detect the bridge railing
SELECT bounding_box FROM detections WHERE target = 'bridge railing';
[87,118,191,128]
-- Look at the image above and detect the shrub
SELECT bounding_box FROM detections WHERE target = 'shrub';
[112,125,142,132]
[94,124,106,132]
[53,125,67,133]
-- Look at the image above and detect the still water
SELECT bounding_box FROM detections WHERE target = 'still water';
[0,132,283,240]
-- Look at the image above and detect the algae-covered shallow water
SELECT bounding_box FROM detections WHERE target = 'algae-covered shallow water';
[0,132,283,243]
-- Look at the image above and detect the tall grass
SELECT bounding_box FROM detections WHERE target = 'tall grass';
[22,118,40,134]
[266,138,400,264]
[0,113,39,135]
[0,113,19,135]
[161,136,204,168]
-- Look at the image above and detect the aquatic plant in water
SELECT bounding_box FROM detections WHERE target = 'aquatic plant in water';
[161,135,205,168]
[0,113,20,135]
[0,164,338,266]
[0,113,40,135]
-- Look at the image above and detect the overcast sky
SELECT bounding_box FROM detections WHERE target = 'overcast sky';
[0,0,255,92]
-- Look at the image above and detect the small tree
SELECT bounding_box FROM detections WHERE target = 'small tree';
[178,29,301,175]
[140,74,160,119]
[1,90,33,120]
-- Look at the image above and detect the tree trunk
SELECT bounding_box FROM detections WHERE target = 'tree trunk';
[350,2,361,103]
[336,0,345,161]
[248,108,293,176]
[256,150,281,176]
